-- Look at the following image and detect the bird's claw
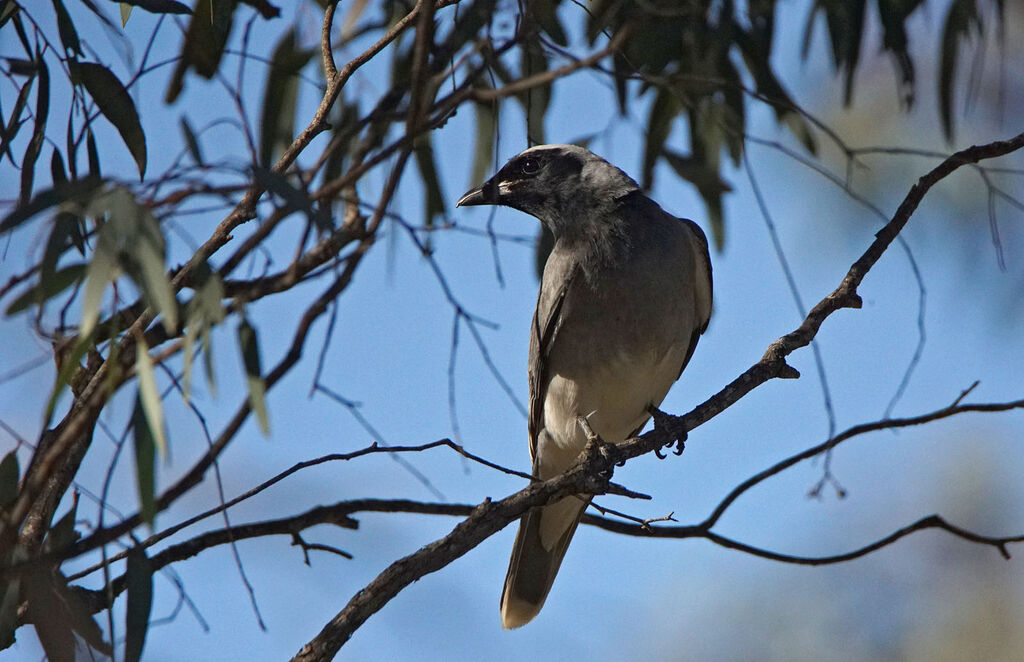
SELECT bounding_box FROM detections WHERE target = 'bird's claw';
[647,405,686,458]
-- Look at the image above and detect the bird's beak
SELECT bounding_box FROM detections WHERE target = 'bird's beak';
[456,177,497,207]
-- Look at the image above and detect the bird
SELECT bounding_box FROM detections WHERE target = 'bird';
[456,144,713,629]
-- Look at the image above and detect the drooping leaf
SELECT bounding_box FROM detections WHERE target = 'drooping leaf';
[5,264,87,316]
[49,148,67,186]
[0,573,20,649]
[41,211,78,281]
[124,547,154,662]
[0,451,18,506]
[166,0,236,103]
[824,0,868,104]
[70,61,147,178]
[134,333,167,460]
[182,264,224,399]
[44,499,79,552]
[24,571,75,662]
[939,0,980,141]
[413,135,446,230]
[238,0,280,19]
[115,0,192,16]
[24,570,112,662]
[252,166,331,232]
[83,187,178,334]
[735,26,817,154]
[179,116,203,165]
[471,97,497,188]
[238,318,270,434]
[259,28,315,166]
[43,329,94,426]
[532,0,568,46]
[0,178,100,235]
[20,55,48,204]
[79,0,119,29]
[876,0,926,108]
[78,233,117,340]
[51,0,82,55]
[520,34,550,144]
[131,391,157,525]
[86,125,101,177]
[0,77,34,165]
[0,0,19,29]
[641,86,680,190]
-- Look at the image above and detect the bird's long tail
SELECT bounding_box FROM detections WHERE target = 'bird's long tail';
[499,494,591,629]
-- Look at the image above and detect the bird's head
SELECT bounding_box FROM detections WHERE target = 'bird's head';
[457,144,639,238]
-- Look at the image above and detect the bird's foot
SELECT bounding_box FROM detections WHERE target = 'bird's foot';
[576,415,619,477]
[648,405,686,458]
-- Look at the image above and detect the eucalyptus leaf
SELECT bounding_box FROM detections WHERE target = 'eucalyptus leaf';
[259,28,315,166]
[238,319,270,434]
[5,264,86,316]
[0,451,18,506]
[125,547,154,662]
[51,0,82,54]
[131,392,157,525]
[71,62,146,177]
[20,54,48,204]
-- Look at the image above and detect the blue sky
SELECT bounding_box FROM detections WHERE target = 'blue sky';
[2,1,1024,660]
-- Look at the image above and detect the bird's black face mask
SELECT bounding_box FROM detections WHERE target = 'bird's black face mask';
[456,148,585,228]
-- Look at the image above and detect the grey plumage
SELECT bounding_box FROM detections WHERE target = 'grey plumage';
[457,144,713,629]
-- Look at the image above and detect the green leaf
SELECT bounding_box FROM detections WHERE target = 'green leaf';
[135,334,167,460]
[182,265,224,399]
[51,0,82,55]
[49,148,67,186]
[180,115,203,165]
[43,329,94,426]
[45,500,79,552]
[131,392,157,525]
[471,98,497,189]
[0,178,99,235]
[20,55,48,205]
[642,86,680,189]
[413,135,446,229]
[735,26,817,155]
[84,187,178,334]
[24,569,112,661]
[939,0,979,141]
[24,571,75,662]
[0,574,20,649]
[252,166,331,232]
[520,35,550,144]
[5,264,87,316]
[166,0,235,102]
[663,146,730,249]
[0,0,19,28]
[238,319,270,435]
[79,235,116,340]
[71,62,147,178]
[259,28,315,166]
[86,125,101,177]
[0,77,34,164]
[532,0,568,46]
[118,0,192,16]
[0,451,18,506]
[124,547,153,662]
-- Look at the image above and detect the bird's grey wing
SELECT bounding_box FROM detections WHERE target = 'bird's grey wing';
[677,217,713,378]
[527,253,578,463]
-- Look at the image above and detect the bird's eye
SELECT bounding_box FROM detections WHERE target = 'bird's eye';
[520,158,540,175]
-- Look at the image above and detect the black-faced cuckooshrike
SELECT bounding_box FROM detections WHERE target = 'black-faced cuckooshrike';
[458,144,713,628]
